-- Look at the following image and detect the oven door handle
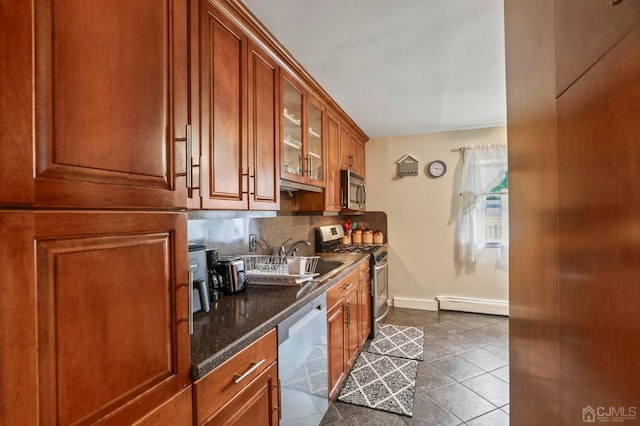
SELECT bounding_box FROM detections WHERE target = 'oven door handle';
[374,261,388,272]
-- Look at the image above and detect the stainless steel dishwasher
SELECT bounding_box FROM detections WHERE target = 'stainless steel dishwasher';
[277,292,328,426]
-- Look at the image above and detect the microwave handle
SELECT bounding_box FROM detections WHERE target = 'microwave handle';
[362,183,367,205]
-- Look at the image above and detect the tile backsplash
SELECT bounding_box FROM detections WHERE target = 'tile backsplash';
[188,211,387,256]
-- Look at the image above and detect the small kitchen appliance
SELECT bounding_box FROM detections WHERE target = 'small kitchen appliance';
[341,169,367,212]
[214,257,248,294]
[188,244,210,313]
[206,248,223,301]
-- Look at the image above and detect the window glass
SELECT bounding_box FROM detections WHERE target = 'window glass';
[485,172,508,247]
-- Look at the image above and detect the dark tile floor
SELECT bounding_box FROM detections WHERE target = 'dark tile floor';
[320,307,509,426]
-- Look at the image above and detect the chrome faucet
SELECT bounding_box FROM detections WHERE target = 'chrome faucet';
[278,238,311,258]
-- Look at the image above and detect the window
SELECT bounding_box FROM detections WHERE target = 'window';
[485,172,508,248]
[454,145,508,264]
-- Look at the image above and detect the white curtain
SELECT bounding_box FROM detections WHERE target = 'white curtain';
[455,145,508,263]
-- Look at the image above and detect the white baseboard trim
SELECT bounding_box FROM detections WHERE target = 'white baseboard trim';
[436,296,509,316]
[392,297,439,311]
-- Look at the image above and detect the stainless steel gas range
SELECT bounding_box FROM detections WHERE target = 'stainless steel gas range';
[315,224,389,338]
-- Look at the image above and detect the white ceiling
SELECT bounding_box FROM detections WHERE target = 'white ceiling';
[242,0,507,139]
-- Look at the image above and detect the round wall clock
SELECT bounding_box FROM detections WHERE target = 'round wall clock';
[428,160,447,178]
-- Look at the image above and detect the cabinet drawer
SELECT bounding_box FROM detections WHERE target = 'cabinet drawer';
[327,269,360,310]
[194,329,277,424]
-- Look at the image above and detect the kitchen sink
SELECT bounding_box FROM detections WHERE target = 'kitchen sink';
[314,260,343,278]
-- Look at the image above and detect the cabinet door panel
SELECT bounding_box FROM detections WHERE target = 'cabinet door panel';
[353,138,366,177]
[1,0,187,208]
[327,304,346,400]
[325,112,342,211]
[555,0,640,95]
[345,291,360,368]
[339,126,351,170]
[358,275,372,342]
[200,4,247,209]
[557,26,640,419]
[248,42,280,210]
[0,211,190,425]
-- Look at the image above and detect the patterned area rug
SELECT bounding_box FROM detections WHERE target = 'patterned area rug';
[367,324,424,361]
[337,352,419,417]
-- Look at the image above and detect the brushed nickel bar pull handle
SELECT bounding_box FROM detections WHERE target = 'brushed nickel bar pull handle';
[186,124,193,197]
[347,303,352,326]
[188,270,194,335]
[343,282,353,291]
[234,359,266,384]
[275,378,282,419]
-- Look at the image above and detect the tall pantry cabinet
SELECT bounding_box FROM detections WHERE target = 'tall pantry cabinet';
[505,0,640,424]
[1,1,192,424]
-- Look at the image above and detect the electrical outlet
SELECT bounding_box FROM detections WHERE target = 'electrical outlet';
[249,234,257,252]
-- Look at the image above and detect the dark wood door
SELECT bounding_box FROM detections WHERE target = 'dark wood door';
[248,41,280,210]
[202,362,279,426]
[0,211,190,425]
[557,25,640,421]
[0,0,188,209]
[325,112,342,211]
[199,2,248,209]
[327,303,346,400]
[555,0,640,95]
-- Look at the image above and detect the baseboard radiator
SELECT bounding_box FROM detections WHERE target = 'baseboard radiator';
[436,296,508,316]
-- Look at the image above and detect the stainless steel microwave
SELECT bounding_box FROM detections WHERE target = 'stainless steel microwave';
[341,169,366,211]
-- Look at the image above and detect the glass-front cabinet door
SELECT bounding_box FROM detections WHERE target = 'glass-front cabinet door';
[281,73,325,186]
[282,77,304,178]
[307,97,324,182]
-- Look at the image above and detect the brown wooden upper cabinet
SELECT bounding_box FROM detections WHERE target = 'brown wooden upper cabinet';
[0,0,189,209]
[281,72,326,187]
[555,0,640,95]
[194,1,279,210]
[325,111,342,211]
[340,124,366,178]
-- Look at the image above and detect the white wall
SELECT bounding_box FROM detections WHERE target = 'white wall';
[366,126,509,311]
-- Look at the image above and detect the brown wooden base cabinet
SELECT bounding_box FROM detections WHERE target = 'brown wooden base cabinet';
[194,329,279,425]
[326,265,371,400]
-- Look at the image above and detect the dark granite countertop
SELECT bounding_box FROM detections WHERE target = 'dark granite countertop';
[190,252,368,380]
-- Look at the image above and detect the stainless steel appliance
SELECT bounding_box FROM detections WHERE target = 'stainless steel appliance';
[188,244,210,313]
[214,257,247,294]
[341,169,367,211]
[277,292,328,426]
[315,224,389,338]
[206,249,223,302]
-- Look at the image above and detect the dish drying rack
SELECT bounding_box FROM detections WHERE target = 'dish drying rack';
[242,255,320,286]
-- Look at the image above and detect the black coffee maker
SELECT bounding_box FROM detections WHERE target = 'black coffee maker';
[206,249,223,302]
